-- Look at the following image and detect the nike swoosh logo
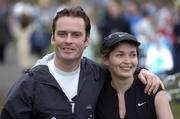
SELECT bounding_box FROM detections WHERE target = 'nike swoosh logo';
[138,102,146,106]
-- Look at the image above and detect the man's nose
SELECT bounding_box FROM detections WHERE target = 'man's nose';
[65,34,72,43]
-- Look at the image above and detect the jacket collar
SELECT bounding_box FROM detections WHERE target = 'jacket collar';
[30,57,96,93]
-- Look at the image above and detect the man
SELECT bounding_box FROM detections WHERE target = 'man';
[1,6,163,119]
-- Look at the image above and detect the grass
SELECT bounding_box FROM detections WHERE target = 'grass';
[0,96,3,112]
[170,101,180,119]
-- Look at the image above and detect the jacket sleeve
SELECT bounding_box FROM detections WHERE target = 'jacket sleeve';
[134,66,146,79]
[0,73,34,119]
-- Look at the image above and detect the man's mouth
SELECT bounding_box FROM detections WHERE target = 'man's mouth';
[62,47,74,53]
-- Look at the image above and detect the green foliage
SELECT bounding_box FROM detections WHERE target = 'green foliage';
[47,45,54,53]
[170,101,180,119]
[0,96,3,111]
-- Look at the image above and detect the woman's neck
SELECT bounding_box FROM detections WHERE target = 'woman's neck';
[111,76,134,94]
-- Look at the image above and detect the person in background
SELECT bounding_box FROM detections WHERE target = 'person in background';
[95,32,173,119]
[173,8,180,73]
[0,0,12,63]
[1,6,164,119]
[12,11,38,71]
[97,0,131,42]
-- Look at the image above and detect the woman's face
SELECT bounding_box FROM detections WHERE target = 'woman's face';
[105,42,138,79]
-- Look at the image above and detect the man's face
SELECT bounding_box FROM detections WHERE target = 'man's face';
[51,16,89,63]
[105,43,138,79]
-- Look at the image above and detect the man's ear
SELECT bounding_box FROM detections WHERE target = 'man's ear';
[51,34,55,45]
[84,36,90,47]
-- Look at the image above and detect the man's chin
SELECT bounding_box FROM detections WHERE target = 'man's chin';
[63,56,80,62]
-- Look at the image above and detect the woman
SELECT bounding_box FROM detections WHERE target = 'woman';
[95,32,174,119]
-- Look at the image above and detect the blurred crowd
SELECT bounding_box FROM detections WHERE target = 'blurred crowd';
[0,0,180,78]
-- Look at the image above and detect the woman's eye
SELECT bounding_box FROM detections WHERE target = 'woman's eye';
[130,53,137,57]
[116,54,123,57]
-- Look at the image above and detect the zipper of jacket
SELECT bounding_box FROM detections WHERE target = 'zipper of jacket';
[70,95,77,114]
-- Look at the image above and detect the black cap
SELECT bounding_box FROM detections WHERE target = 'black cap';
[101,32,140,54]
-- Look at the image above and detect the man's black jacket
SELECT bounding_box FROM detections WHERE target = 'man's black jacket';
[0,58,107,119]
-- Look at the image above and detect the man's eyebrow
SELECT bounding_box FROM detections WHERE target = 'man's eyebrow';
[71,31,82,34]
[56,30,82,33]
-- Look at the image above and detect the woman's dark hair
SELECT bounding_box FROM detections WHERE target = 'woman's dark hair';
[102,41,140,58]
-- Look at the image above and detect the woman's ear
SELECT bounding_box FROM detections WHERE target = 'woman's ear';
[101,55,109,66]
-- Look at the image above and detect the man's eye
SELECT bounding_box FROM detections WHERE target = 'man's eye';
[59,33,65,36]
[72,33,81,37]
[57,32,66,37]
